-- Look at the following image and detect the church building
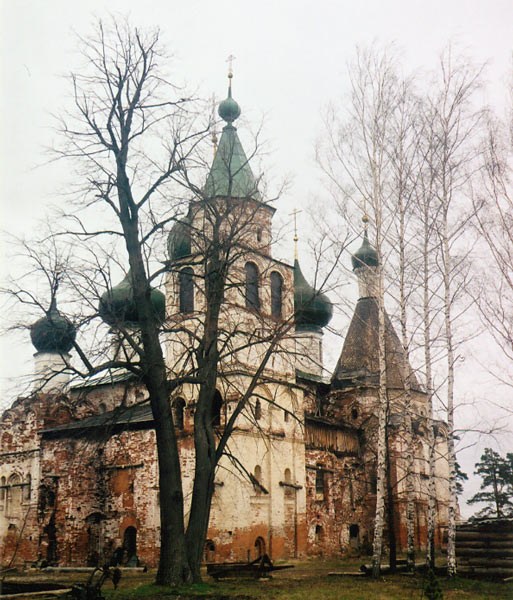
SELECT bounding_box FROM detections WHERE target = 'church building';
[0,78,450,568]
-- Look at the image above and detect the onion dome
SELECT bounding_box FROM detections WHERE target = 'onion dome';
[30,297,76,353]
[218,86,241,123]
[294,259,333,332]
[167,219,191,262]
[351,230,378,271]
[99,272,165,327]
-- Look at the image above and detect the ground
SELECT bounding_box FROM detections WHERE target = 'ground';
[1,558,511,599]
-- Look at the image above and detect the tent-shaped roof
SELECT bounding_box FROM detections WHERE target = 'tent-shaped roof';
[331,297,421,391]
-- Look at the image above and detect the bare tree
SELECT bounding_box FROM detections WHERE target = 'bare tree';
[319,45,402,577]
[2,18,318,585]
[420,49,485,576]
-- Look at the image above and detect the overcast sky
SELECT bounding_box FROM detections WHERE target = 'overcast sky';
[1,0,512,516]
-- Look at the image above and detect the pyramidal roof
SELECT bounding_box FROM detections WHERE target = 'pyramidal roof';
[204,81,260,200]
[332,231,421,391]
[331,297,421,391]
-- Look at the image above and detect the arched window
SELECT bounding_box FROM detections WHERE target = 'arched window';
[204,539,216,563]
[284,468,293,497]
[270,271,283,318]
[173,397,186,430]
[23,474,31,502]
[254,399,262,421]
[211,390,223,426]
[7,474,22,516]
[179,267,194,313]
[0,476,6,502]
[245,262,260,311]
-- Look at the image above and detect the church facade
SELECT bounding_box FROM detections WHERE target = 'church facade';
[0,82,450,568]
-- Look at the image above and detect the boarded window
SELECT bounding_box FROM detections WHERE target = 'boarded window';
[179,267,194,313]
[270,271,283,318]
[245,262,260,311]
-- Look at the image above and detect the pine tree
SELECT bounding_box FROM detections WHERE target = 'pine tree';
[424,569,444,600]
[468,448,513,518]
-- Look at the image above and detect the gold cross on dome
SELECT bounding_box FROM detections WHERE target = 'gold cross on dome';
[227,54,236,79]
[290,208,302,259]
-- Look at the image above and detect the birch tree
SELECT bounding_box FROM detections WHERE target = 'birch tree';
[319,45,402,578]
[423,49,485,576]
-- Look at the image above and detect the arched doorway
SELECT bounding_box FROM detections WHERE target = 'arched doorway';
[123,526,137,565]
[349,524,360,550]
[254,536,266,559]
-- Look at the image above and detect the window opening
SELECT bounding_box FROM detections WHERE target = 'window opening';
[255,536,266,558]
[254,399,262,421]
[179,267,194,313]
[23,474,31,502]
[204,539,216,562]
[211,390,223,426]
[173,397,186,430]
[245,262,260,310]
[254,465,262,495]
[315,467,325,501]
[270,271,283,318]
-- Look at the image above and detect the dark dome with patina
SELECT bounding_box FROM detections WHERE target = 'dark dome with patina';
[167,219,191,262]
[99,273,166,327]
[351,231,378,270]
[294,259,333,332]
[30,300,76,353]
[218,89,241,123]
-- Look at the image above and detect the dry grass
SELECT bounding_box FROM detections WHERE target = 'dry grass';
[2,559,511,599]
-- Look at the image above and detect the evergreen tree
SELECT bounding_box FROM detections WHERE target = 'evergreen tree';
[424,569,444,600]
[468,448,513,518]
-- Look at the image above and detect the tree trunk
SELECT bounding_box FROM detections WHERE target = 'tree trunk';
[422,189,437,571]
[442,204,457,577]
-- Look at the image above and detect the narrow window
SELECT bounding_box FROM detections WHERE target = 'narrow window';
[245,262,260,311]
[315,467,325,501]
[256,228,262,243]
[254,399,262,421]
[23,474,31,502]
[270,271,283,318]
[211,390,223,426]
[173,397,186,430]
[179,267,194,313]
[254,465,262,494]
[283,409,289,422]
[284,468,293,497]
[0,476,5,502]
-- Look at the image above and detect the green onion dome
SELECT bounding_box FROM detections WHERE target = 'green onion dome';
[99,272,165,327]
[294,259,333,332]
[351,230,378,270]
[218,86,241,124]
[167,219,191,262]
[30,298,76,353]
